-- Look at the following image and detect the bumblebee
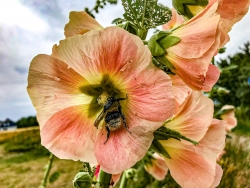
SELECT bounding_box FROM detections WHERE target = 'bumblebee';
[94,92,130,143]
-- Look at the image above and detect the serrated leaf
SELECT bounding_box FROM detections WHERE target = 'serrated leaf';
[121,0,172,29]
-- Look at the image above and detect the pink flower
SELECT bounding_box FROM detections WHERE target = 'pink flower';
[156,91,226,187]
[220,105,237,131]
[162,8,184,30]
[161,0,249,91]
[144,153,169,180]
[27,27,175,174]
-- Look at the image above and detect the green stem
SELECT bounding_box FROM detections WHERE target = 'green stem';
[138,29,148,40]
[39,153,54,188]
[119,172,127,188]
[96,169,112,188]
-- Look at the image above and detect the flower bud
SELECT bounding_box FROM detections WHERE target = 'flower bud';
[172,0,208,19]
[73,172,92,188]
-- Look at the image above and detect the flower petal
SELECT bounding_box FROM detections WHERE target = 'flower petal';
[126,68,175,123]
[41,105,98,164]
[167,3,220,59]
[210,164,223,188]
[144,153,169,180]
[162,8,184,30]
[53,27,151,85]
[27,54,92,128]
[94,114,159,174]
[64,11,103,38]
[165,91,214,142]
[202,64,221,91]
[160,119,225,188]
[170,75,192,113]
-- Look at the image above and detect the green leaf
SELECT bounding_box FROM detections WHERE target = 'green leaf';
[49,171,61,183]
[121,0,172,30]
[151,140,171,159]
[154,126,199,145]
[159,35,181,49]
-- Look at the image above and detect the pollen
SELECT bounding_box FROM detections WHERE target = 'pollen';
[97,91,110,106]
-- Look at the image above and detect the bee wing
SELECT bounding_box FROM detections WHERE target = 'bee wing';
[94,110,105,128]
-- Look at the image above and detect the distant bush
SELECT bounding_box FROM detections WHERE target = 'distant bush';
[16,116,38,128]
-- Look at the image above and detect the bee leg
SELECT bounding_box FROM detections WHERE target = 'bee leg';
[118,105,131,134]
[121,113,131,134]
[104,126,111,144]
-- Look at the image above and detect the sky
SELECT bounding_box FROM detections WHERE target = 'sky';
[0,0,250,122]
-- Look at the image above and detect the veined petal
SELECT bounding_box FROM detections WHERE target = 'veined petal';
[144,153,169,180]
[27,54,92,128]
[170,75,192,113]
[168,3,220,59]
[95,115,157,174]
[202,64,220,91]
[160,119,225,188]
[126,68,175,123]
[220,105,237,131]
[162,8,184,30]
[41,105,98,164]
[210,164,223,188]
[165,91,214,142]
[64,11,103,38]
[209,0,250,33]
[53,27,151,85]
[160,138,216,188]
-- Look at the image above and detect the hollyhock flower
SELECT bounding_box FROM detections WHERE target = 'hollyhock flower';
[159,0,249,91]
[64,11,103,38]
[220,105,237,131]
[27,26,175,174]
[154,91,226,187]
[162,8,184,30]
[160,119,225,188]
[144,153,169,180]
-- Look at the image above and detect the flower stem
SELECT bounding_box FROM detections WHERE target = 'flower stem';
[39,153,54,188]
[119,172,127,188]
[96,169,112,188]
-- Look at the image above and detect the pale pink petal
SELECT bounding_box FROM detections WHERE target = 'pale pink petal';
[210,164,223,188]
[160,138,216,188]
[144,153,169,180]
[165,91,214,142]
[216,150,226,161]
[64,11,103,38]
[27,54,92,128]
[162,8,184,30]
[53,27,151,85]
[95,114,160,174]
[220,105,237,131]
[125,68,175,123]
[41,105,98,164]
[216,0,250,33]
[170,75,192,113]
[160,119,225,188]
[202,64,221,91]
[167,3,220,59]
